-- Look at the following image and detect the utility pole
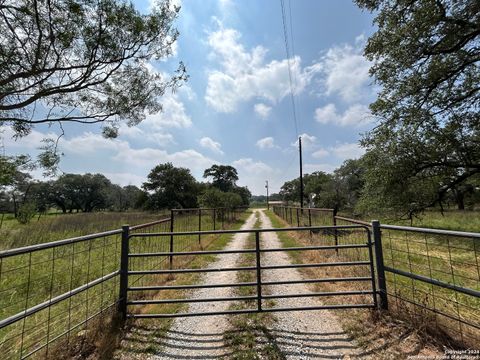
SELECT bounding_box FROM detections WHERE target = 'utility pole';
[299,136,304,209]
[265,180,269,210]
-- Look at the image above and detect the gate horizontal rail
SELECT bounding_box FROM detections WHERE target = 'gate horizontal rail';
[128,304,377,319]
[123,224,379,319]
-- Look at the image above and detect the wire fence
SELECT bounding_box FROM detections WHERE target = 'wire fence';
[0,207,246,359]
[272,205,480,349]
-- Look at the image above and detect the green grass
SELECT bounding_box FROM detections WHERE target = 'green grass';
[394,210,480,233]
[0,211,171,250]
[0,210,249,359]
[116,211,253,359]
[272,208,480,350]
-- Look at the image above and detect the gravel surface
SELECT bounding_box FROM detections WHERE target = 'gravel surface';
[151,212,258,359]
[149,210,362,359]
[258,209,361,359]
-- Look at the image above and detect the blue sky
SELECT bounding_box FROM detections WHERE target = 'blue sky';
[2,0,377,195]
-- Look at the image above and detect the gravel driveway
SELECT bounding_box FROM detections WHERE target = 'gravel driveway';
[151,212,258,359]
[258,209,360,359]
[150,209,362,359]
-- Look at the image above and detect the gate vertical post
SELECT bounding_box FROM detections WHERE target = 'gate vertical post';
[198,209,202,246]
[290,207,293,224]
[372,220,388,310]
[169,210,174,269]
[333,209,338,255]
[255,230,262,312]
[221,208,225,229]
[296,208,300,227]
[119,225,129,321]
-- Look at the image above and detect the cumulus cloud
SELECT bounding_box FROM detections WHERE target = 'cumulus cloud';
[61,132,215,174]
[317,41,371,103]
[143,93,192,130]
[205,26,321,112]
[254,103,272,119]
[314,103,372,127]
[291,133,317,149]
[311,148,329,159]
[330,142,365,160]
[256,137,275,149]
[199,136,224,154]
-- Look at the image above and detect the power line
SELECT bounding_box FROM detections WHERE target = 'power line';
[287,0,301,128]
[280,0,299,138]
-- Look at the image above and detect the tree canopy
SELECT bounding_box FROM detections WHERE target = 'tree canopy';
[0,0,186,136]
[203,165,239,192]
[143,162,200,209]
[355,0,480,217]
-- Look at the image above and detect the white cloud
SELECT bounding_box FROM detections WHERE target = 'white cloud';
[256,137,275,149]
[318,41,371,103]
[331,142,365,160]
[254,103,272,119]
[143,93,192,129]
[291,133,317,149]
[199,136,224,154]
[233,158,273,173]
[232,157,278,194]
[311,148,329,159]
[119,125,175,146]
[205,26,321,112]
[315,103,372,127]
[61,132,215,175]
[102,172,146,187]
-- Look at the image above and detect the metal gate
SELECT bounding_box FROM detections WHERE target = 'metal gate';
[119,225,381,319]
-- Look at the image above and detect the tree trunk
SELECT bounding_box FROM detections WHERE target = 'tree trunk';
[454,190,465,210]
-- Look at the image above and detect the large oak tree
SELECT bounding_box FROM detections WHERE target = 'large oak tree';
[356,0,480,217]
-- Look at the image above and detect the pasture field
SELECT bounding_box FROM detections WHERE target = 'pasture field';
[0,209,247,359]
[271,208,480,351]
[0,211,169,250]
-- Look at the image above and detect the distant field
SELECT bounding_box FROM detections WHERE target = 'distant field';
[340,210,480,233]
[0,211,168,250]
[394,210,480,233]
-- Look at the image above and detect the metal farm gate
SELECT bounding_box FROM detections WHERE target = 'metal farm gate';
[118,225,384,319]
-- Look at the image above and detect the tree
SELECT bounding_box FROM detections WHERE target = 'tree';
[53,173,112,212]
[143,163,199,209]
[355,0,480,217]
[203,165,239,192]
[232,186,251,206]
[198,188,242,209]
[1,0,186,135]
[334,159,365,212]
[279,178,300,204]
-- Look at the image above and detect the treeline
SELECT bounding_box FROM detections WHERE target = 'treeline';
[0,163,251,223]
[278,158,480,218]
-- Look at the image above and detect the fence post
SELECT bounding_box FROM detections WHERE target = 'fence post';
[198,209,202,246]
[170,210,174,269]
[296,208,300,227]
[372,220,388,310]
[118,225,129,321]
[255,230,262,312]
[333,209,338,255]
[221,208,225,229]
[290,207,293,224]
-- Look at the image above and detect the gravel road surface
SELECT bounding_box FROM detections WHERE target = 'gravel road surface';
[151,212,257,359]
[258,209,361,359]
